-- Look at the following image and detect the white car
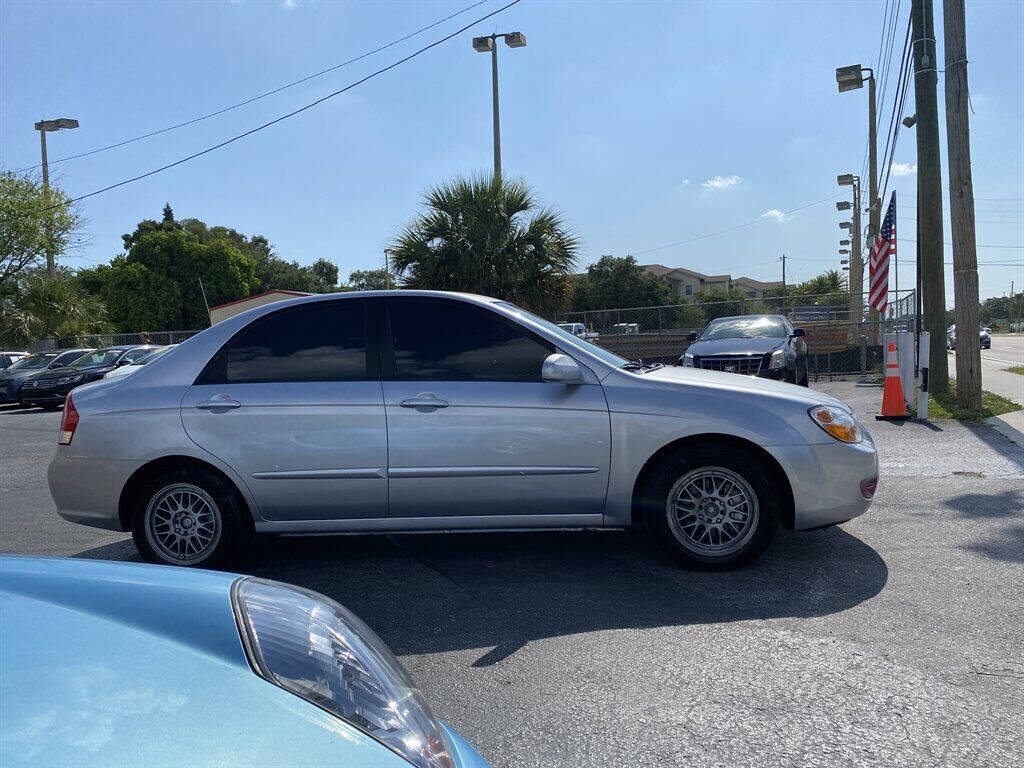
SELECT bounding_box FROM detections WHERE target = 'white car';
[103,345,176,380]
[557,322,598,340]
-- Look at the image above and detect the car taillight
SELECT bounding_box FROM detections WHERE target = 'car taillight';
[59,392,79,445]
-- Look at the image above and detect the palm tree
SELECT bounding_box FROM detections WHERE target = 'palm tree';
[0,272,111,347]
[388,175,579,315]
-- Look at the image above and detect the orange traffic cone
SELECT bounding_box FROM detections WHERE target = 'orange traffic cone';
[876,341,908,421]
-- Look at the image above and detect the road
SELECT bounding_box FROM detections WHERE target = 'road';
[949,334,1024,405]
[1,384,1022,768]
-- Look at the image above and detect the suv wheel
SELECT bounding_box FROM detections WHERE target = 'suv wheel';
[132,468,249,568]
[643,445,780,570]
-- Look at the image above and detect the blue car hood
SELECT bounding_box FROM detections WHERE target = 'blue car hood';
[0,557,415,767]
[686,336,786,357]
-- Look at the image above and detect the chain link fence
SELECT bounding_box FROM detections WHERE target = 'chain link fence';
[37,329,201,351]
[558,290,916,379]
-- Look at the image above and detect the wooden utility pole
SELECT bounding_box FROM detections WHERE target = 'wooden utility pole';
[911,0,948,393]
[943,0,982,410]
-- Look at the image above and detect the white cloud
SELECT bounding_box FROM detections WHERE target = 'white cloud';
[282,0,299,8]
[760,209,791,222]
[891,162,917,176]
[702,174,742,191]
[681,179,691,186]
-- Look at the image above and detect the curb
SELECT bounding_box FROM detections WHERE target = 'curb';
[985,411,1024,448]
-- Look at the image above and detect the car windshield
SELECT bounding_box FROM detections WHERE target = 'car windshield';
[70,349,124,368]
[700,317,787,341]
[6,353,57,371]
[494,302,628,368]
[131,346,170,365]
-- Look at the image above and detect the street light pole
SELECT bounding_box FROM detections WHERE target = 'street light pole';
[34,117,79,280]
[838,174,861,324]
[473,32,526,180]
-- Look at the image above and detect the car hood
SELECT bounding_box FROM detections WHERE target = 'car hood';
[0,557,412,767]
[685,336,786,357]
[27,364,112,379]
[641,363,851,411]
[0,367,53,383]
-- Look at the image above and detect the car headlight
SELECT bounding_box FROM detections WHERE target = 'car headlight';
[769,350,786,370]
[682,353,694,367]
[231,578,454,768]
[808,405,862,443]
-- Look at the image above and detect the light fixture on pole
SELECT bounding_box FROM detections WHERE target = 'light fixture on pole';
[839,249,850,255]
[472,31,527,179]
[837,171,863,320]
[840,239,851,246]
[34,117,80,280]
[841,258,850,264]
[836,201,851,211]
[839,221,853,230]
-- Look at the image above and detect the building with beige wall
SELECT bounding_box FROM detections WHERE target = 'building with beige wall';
[208,290,312,325]
[642,264,783,301]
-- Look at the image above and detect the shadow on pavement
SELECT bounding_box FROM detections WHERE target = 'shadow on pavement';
[77,525,888,666]
[946,487,1024,564]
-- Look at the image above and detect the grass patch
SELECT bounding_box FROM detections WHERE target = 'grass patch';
[1006,366,1024,376]
[926,380,1021,420]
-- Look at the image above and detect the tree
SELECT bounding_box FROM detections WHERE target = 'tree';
[388,175,578,315]
[571,255,673,311]
[0,270,110,347]
[310,258,339,293]
[0,171,84,285]
[78,258,181,331]
[693,286,749,317]
[347,268,396,291]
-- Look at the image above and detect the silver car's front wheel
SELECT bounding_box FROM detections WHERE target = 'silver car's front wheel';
[145,483,223,565]
[666,467,759,557]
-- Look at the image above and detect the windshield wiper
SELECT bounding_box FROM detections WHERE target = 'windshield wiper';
[621,360,664,373]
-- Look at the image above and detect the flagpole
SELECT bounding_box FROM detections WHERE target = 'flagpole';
[893,192,898,319]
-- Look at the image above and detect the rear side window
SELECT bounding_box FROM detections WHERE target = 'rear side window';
[386,299,552,381]
[203,301,367,384]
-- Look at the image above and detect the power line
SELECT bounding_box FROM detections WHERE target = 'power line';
[629,193,843,257]
[13,0,492,173]
[898,215,1024,225]
[895,238,1022,249]
[878,12,913,202]
[26,0,522,214]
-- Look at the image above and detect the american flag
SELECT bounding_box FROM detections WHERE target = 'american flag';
[869,192,896,314]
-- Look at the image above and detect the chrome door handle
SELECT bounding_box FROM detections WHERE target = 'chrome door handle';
[399,397,450,409]
[196,398,241,410]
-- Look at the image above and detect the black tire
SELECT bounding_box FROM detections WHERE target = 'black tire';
[131,467,250,568]
[642,444,780,570]
[39,403,61,411]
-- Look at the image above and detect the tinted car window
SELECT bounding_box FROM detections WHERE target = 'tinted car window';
[387,299,552,381]
[7,353,57,371]
[51,350,90,367]
[121,347,153,363]
[71,350,125,368]
[213,301,367,383]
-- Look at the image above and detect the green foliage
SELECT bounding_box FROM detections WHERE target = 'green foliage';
[571,255,673,311]
[389,175,578,316]
[0,271,110,347]
[765,270,849,308]
[692,286,749,316]
[348,268,396,291]
[926,379,1021,420]
[1,171,83,284]
[77,258,180,331]
[310,258,339,293]
[979,292,1023,329]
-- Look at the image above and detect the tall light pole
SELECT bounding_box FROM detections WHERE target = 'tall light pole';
[838,174,861,323]
[34,117,79,280]
[472,32,526,180]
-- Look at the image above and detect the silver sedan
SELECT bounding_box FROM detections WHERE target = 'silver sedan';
[48,291,878,570]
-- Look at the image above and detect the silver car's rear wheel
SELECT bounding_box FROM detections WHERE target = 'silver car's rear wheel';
[144,483,223,565]
[666,467,759,556]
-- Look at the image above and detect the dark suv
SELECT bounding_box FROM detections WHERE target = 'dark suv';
[679,315,809,386]
[21,346,157,409]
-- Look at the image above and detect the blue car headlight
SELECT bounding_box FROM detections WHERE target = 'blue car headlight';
[231,578,454,768]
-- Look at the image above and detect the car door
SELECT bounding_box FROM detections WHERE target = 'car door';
[181,299,387,521]
[381,297,610,520]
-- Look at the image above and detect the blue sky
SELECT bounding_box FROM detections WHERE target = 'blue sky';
[2,0,1021,304]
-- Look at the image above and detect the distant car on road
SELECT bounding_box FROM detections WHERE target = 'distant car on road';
[0,351,27,370]
[0,349,95,406]
[0,555,489,768]
[946,325,991,350]
[49,291,877,571]
[609,322,639,335]
[22,345,158,409]
[680,315,809,386]
[103,345,177,380]
[556,322,598,340]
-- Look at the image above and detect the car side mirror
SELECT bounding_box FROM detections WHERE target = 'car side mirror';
[791,328,806,338]
[541,353,584,384]
[115,359,131,367]
[686,332,698,342]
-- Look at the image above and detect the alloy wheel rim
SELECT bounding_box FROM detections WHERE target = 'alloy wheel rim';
[145,483,221,564]
[666,467,759,556]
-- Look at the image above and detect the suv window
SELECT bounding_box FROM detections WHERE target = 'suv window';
[207,301,367,383]
[386,299,552,381]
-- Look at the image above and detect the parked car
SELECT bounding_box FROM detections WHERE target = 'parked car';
[556,322,598,340]
[0,351,27,370]
[49,291,877,570]
[103,344,177,380]
[946,324,991,350]
[22,345,158,409]
[0,349,95,405]
[0,555,488,768]
[609,322,639,335]
[680,315,809,386]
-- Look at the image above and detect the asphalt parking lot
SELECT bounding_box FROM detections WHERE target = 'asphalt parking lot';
[2,382,1022,768]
